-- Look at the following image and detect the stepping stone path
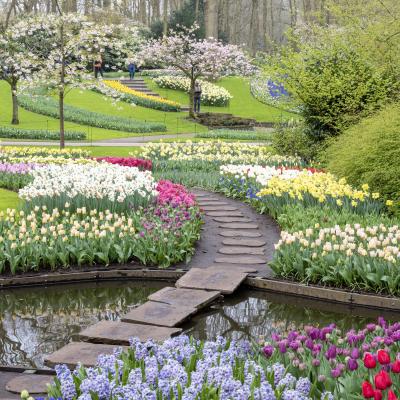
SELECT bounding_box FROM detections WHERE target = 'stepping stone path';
[29,189,279,391]
[6,375,52,394]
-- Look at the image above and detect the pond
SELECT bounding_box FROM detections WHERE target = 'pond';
[0,281,396,368]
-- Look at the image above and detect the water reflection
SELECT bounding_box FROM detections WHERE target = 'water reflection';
[0,281,165,368]
[183,288,399,342]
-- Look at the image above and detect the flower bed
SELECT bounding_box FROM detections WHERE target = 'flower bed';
[103,80,181,111]
[0,162,36,191]
[153,76,232,106]
[261,318,400,399]
[95,157,152,171]
[18,94,166,133]
[44,335,333,400]
[195,129,274,141]
[0,146,90,161]
[273,224,400,295]
[0,126,86,140]
[18,163,158,213]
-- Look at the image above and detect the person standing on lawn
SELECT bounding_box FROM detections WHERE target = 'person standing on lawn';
[94,58,103,78]
[194,81,202,113]
[128,61,136,80]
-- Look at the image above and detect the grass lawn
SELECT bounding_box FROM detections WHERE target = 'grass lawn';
[144,76,295,122]
[0,189,19,212]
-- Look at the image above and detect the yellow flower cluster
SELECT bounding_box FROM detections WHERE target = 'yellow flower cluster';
[103,80,181,108]
[257,171,378,206]
[0,146,90,160]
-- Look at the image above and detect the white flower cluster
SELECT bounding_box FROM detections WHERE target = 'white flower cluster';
[277,224,400,264]
[19,163,157,203]
[153,76,232,106]
[220,165,308,186]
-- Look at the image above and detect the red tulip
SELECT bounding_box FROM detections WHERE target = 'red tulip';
[392,360,400,373]
[374,370,392,390]
[362,381,375,398]
[378,349,391,365]
[389,391,398,400]
[364,353,377,369]
[374,390,383,400]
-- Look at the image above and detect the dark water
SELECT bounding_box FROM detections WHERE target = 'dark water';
[0,281,397,368]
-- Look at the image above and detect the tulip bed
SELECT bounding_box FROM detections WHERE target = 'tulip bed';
[153,76,232,106]
[0,147,202,273]
[260,317,400,400]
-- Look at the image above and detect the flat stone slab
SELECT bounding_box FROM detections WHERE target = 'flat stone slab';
[197,201,229,206]
[176,266,248,294]
[213,217,252,223]
[201,206,238,211]
[45,342,127,369]
[222,238,267,247]
[206,211,244,217]
[6,375,52,394]
[218,247,264,255]
[79,321,181,345]
[148,286,220,309]
[121,301,195,327]
[215,256,266,264]
[219,230,262,238]
[219,223,259,229]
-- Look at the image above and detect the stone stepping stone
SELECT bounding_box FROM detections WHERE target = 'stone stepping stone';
[219,230,262,238]
[6,374,52,394]
[79,320,181,345]
[222,238,267,247]
[176,266,248,294]
[206,211,244,217]
[213,217,252,223]
[219,223,259,229]
[218,247,265,255]
[198,201,229,206]
[148,286,220,309]
[201,206,238,211]
[45,342,127,369]
[215,255,266,264]
[121,301,196,327]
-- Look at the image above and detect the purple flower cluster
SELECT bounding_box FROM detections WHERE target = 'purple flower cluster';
[48,335,333,400]
[0,162,38,175]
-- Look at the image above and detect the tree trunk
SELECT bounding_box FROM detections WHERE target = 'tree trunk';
[189,77,195,119]
[194,0,200,23]
[59,18,65,149]
[59,88,65,149]
[11,81,19,125]
[163,0,168,35]
[204,0,219,39]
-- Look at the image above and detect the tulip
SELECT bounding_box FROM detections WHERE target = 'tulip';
[263,345,274,358]
[389,391,398,400]
[392,360,400,373]
[364,353,377,369]
[374,370,392,390]
[362,381,375,398]
[377,349,391,365]
[374,390,383,400]
[347,358,358,371]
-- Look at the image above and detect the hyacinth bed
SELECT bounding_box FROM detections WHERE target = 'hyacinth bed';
[0,147,202,273]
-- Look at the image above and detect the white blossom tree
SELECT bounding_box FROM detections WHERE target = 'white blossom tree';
[0,16,56,124]
[138,25,253,118]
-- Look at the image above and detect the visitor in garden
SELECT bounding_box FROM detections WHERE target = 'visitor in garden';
[128,62,136,80]
[94,58,103,78]
[194,82,202,113]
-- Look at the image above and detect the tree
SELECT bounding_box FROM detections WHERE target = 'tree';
[139,24,252,117]
[0,16,55,124]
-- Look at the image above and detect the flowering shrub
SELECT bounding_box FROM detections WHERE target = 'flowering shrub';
[153,76,232,106]
[103,80,181,112]
[95,157,152,171]
[141,141,302,167]
[157,180,196,208]
[261,318,400,399]
[18,163,157,213]
[46,335,333,400]
[273,223,400,295]
[0,203,201,273]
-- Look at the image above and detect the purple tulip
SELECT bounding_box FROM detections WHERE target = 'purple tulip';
[351,347,360,359]
[263,345,274,358]
[325,345,337,360]
[347,358,358,371]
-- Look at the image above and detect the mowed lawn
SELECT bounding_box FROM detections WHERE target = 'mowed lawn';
[0,189,19,212]
[145,76,295,122]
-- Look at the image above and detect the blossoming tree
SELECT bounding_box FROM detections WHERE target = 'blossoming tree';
[0,16,55,124]
[138,25,253,117]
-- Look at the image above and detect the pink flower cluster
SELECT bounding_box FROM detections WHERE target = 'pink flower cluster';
[95,157,152,171]
[156,180,196,208]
